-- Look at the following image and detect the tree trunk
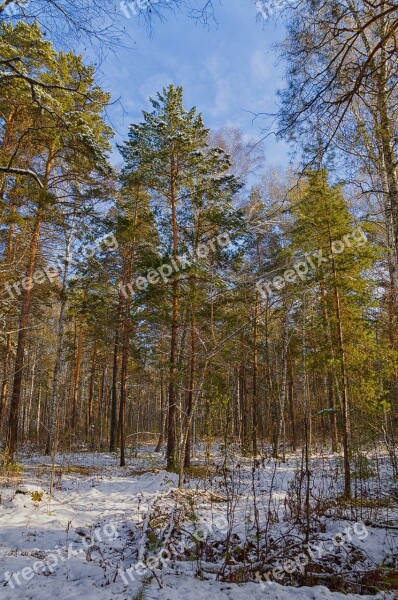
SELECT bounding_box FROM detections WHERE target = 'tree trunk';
[319,280,339,453]
[287,349,297,452]
[71,320,83,431]
[328,237,351,498]
[252,292,259,456]
[239,360,248,454]
[184,309,195,467]
[46,241,71,455]
[167,157,179,470]
[155,369,166,452]
[87,340,97,447]
[6,213,42,459]
[119,289,131,467]
[273,307,288,460]
[110,293,122,452]
[0,333,12,423]
[0,192,17,423]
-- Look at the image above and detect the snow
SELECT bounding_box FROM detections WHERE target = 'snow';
[14,484,45,495]
[0,449,396,599]
[145,575,393,600]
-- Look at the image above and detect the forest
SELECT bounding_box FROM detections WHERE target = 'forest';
[0,2,397,599]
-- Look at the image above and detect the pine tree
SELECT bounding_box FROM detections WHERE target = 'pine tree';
[119,84,241,470]
[290,169,383,497]
[0,22,112,459]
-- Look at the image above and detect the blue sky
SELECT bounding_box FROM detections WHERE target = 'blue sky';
[94,0,289,166]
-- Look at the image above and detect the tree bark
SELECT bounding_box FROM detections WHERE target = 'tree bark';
[184,308,195,467]
[252,292,259,456]
[328,234,351,498]
[87,340,97,447]
[119,288,131,467]
[110,293,122,452]
[167,156,179,470]
[71,319,83,431]
[6,213,42,459]
[46,240,71,455]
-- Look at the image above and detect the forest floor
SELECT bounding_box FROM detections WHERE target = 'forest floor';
[0,446,397,599]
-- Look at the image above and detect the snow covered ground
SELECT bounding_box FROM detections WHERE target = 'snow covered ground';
[0,448,396,599]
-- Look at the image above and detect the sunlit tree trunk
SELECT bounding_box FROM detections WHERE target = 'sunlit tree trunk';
[6,213,42,459]
[71,319,83,431]
[109,294,122,452]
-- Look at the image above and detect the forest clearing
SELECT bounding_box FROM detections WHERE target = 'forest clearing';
[0,446,397,599]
